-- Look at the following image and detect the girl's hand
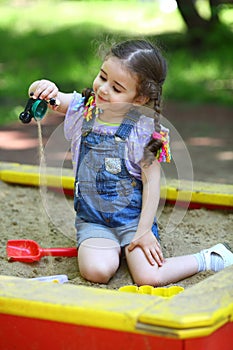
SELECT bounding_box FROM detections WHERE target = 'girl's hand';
[28,79,72,115]
[29,79,59,105]
[127,230,164,266]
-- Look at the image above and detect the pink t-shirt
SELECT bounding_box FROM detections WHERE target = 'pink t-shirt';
[64,92,169,180]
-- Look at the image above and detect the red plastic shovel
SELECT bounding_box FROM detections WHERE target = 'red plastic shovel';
[7,239,77,263]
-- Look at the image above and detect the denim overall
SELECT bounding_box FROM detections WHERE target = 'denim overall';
[74,108,159,238]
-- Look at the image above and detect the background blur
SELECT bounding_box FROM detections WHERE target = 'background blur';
[0,0,232,183]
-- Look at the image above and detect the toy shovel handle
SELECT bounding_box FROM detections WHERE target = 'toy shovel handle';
[40,247,77,257]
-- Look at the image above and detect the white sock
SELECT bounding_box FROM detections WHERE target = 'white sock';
[194,252,224,272]
[210,252,224,272]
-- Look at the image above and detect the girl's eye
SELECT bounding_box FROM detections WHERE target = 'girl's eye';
[100,74,107,81]
[113,86,121,93]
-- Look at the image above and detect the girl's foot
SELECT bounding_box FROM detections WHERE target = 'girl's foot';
[201,243,233,271]
[194,243,233,272]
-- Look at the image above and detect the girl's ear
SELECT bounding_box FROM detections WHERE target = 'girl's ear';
[134,95,149,106]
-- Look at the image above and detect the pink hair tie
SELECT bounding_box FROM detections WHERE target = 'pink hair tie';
[152,131,162,140]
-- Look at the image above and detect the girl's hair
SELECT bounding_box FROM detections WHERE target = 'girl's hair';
[83,39,167,165]
[108,39,167,165]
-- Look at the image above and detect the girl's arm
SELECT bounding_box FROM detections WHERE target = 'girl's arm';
[127,159,164,266]
[29,79,73,115]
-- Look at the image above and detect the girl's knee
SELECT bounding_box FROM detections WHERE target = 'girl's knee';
[78,238,120,283]
[126,248,165,286]
[79,261,118,284]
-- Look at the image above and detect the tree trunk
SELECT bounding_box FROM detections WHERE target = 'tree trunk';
[209,0,221,24]
[175,0,224,46]
[176,0,209,31]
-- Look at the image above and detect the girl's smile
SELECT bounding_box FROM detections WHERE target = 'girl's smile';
[97,94,108,103]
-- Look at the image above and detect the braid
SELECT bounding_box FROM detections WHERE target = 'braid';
[82,87,93,104]
[143,84,163,166]
[108,39,168,166]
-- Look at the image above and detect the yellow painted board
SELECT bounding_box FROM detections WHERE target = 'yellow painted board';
[0,169,74,189]
[139,265,233,338]
[136,318,229,339]
[161,179,233,206]
[0,162,74,189]
[0,276,158,334]
[0,162,232,207]
[1,268,233,340]
[0,162,73,178]
[0,162,20,172]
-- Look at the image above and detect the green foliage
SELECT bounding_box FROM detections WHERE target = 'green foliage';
[0,0,232,125]
[159,24,233,105]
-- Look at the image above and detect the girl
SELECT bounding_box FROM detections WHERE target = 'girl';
[30,39,233,286]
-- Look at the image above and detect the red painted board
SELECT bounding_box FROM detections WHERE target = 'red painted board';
[0,313,183,350]
[185,322,233,350]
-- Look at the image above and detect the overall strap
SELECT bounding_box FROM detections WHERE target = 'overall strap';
[115,108,141,140]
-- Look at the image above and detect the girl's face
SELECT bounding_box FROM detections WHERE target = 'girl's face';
[93,56,146,107]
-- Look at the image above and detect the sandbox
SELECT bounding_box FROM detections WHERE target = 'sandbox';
[0,162,232,350]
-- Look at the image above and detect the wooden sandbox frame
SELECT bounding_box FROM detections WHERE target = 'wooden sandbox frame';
[0,162,232,350]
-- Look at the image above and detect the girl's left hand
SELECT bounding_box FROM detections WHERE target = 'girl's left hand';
[127,230,164,266]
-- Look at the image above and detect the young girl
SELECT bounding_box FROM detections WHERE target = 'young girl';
[30,39,233,286]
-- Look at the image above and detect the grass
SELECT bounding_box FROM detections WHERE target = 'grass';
[0,0,232,125]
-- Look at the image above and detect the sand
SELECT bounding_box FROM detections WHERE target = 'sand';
[1,179,232,289]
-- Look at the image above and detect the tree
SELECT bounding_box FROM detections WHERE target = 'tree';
[175,0,232,44]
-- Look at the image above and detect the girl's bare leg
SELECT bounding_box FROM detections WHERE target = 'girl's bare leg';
[125,246,199,286]
[78,238,121,284]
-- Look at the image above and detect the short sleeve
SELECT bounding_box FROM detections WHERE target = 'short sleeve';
[126,115,171,178]
[127,115,154,164]
[64,91,84,173]
[64,91,83,141]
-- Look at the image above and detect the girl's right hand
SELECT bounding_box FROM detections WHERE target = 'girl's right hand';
[29,79,59,103]
[28,80,73,114]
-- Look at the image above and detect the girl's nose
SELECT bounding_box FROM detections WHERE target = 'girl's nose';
[99,83,108,95]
